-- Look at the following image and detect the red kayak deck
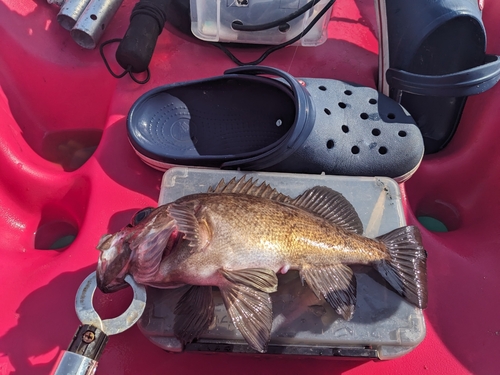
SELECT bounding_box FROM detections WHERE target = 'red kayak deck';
[1,0,499,374]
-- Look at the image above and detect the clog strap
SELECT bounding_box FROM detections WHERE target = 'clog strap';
[386,54,500,97]
[221,66,316,170]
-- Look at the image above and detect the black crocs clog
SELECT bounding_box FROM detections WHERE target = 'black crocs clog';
[376,0,500,154]
[127,66,424,181]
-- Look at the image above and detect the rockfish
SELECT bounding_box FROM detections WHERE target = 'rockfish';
[96,177,427,352]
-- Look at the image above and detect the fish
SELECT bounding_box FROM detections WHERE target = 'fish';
[96,177,427,353]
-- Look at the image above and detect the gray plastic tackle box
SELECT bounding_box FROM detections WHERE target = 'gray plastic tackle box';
[137,167,426,359]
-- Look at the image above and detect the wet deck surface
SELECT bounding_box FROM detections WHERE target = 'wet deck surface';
[0,0,499,374]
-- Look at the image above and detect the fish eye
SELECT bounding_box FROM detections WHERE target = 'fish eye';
[131,207,154,226]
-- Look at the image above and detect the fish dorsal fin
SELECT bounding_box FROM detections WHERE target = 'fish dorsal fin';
[208,177,292,203]
[290,186,363,235]
[300,264,357,321]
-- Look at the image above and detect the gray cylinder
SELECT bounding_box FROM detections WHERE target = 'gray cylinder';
[47,0,66,6]
[51,351,98,375]
[57,0,92,31]
[70,0,125,49]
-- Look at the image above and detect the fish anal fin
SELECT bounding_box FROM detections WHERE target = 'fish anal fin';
[208,177,292,203]
[220,268,278,293]
[290,187,363,235]
[219,282,273,353]
[174,285,215,345]
[376,225,428,309]
[300,264,357,321]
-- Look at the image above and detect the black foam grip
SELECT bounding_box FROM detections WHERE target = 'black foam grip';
[116,0,167,73]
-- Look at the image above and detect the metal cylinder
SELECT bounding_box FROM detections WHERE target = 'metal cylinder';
[51,351,98,375]
[70,0,125,49]
[47,0,66,6]
[51,324,108,375]
[57,0,92,31]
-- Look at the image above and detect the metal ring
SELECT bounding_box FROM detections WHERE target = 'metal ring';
[75,271,147,335]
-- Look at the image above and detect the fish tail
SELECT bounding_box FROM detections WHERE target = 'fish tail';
[375,226,428,309]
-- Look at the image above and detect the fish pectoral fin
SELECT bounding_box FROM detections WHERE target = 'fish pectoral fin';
[220,268,278,293]
[376,225,428,309]
[300,264,357,321]
[219,282,273,353]
[168,203,205,248]
[290,187,363,235]
[174,285,215,345]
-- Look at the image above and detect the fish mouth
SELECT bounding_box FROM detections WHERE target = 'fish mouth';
[96,234,133,293]
[95,211,180,292]
[96,233,113,251]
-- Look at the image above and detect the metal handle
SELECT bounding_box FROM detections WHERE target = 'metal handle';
[51,325,108,375]
[52,351,98,375]
[51,271,147,374]
[76,272,147,335]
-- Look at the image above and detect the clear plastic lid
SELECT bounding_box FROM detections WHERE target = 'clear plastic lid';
[190,0,333,46]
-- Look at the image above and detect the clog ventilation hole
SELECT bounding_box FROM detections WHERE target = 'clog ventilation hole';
[319,86,409,155]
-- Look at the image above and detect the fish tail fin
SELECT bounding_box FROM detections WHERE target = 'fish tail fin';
[375,226,428,309]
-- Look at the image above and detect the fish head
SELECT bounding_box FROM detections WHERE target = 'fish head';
[96,206,180,292]
[96,207,156,292]
[96,230,134,293]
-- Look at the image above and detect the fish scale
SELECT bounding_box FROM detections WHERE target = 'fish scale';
[185,194,386,270]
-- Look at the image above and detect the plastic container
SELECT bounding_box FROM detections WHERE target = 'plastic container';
[137,167,426,359]
[190,0,333,46]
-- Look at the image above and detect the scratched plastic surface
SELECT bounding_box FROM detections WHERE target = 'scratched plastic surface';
[0,0,499,374]
[190,0,333,46]
[139,168,425,359]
